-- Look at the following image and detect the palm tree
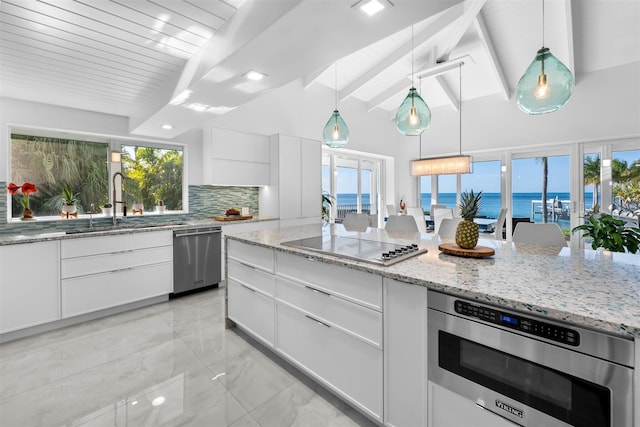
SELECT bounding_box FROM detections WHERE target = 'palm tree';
[584,156,600,209]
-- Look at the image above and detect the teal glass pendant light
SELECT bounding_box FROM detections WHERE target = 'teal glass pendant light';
[396,25,431,136]
[323,62,349,148]
[516,0,574,115]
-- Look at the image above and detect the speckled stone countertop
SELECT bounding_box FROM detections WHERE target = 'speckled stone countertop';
[226,223,640,339]
[0,216,278,246]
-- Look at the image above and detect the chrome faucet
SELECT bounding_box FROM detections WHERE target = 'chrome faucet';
[112,172,127,226]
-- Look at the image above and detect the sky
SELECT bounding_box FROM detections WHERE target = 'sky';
[325,150,639,195]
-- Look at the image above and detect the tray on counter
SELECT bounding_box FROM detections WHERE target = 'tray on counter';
[438,242,495,258]
[213,215,253,221]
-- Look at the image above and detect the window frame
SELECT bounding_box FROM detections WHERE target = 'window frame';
[6,125,188,223]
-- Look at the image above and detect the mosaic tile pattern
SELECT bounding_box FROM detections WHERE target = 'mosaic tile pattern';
[226,224,640,339]
[0,183,259,237]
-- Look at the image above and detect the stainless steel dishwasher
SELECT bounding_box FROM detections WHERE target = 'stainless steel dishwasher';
[173,226,222,295]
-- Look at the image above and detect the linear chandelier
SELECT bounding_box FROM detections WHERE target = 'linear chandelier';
[411,63,471,176]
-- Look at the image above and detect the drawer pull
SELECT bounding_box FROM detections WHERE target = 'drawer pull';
[305,314,330,328]
[240,284,256,292]
[305,286,330,297]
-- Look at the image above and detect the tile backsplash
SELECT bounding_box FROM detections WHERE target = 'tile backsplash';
[0,183,259,236]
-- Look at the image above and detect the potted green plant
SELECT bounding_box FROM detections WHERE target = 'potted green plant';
[156,199,165,214]
[61,184,78,215]
[101,203,112,216]
[572,214,640,253]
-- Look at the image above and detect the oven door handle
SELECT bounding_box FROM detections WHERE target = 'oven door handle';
[474,399,524,427]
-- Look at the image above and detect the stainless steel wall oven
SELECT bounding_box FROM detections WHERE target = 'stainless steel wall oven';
[428,291,634,427]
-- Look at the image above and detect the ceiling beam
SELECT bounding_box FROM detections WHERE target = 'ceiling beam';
[339,2,465,101]
[303,64,330,89]
[563,0,575,76]
[366,79,409,112]
[473,12,509,100]
[436,0,486,61]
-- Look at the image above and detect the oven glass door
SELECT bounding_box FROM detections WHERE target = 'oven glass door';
[439,331,611,427]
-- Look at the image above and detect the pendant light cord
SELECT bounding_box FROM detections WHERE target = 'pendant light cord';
[419,77,422,158]
[542,0,545,47]
[459,62,462,156]
[334,62,338,110]
[411,25,414,88]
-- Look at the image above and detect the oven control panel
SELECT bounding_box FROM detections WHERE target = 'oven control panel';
[454,300,580,346]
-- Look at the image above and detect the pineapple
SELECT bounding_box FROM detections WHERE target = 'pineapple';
[456,190,483,249]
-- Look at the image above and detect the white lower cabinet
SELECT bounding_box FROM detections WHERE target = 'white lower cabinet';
[0,241,60,334]
[276,302,383,421]
[60,231,173,318]
[227,279,275,346]
[428,381,518,427]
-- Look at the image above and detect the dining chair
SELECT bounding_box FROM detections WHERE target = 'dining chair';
[385,215,419,232]
[494,208,508,240]
[386,204,396,217]
[342,212,370,232]
[406,207,427,233]
[433,208,454,235]
[437,217,463,239]
[512,223,567,247]
[429,204,446,221]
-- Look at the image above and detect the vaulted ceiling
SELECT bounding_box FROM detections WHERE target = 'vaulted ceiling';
[1,0,638,139]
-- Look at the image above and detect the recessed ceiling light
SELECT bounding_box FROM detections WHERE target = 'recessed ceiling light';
[245,70,266,81]
[162,124,173,130]
[361,0,384,16]
[188,103,209,112]
[151,396,166,407]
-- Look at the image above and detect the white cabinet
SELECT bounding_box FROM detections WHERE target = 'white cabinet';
[259,134,321,225]
[220,219,278,278]
[0,241,60,334]
[428,381,518,427]
[203,127,270,186]
[60,231,173,318]
[274,253,383,422]
[383,278,428,427]
[226,241,275,346]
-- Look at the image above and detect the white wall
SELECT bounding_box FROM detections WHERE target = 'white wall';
[0,98,203,184]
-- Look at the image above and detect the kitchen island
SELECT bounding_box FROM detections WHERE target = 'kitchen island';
[225,223,640,427]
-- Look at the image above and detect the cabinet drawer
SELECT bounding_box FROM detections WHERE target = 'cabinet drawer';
[276,276,381,347]
[61,262,172,318]
[228,259,275,296]
[227,240,274,273]
[276,303,382,420]
[276,252,382,311]
[228,280,274,347]
[61,246,172,279]
[61,231,172,258]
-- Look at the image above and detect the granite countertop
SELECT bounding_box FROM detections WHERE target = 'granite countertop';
[0,216,278,246]
[226,223,640,339]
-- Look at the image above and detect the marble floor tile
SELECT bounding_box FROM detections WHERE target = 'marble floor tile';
[0,287,376,427]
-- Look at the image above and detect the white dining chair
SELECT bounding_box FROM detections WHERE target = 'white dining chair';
[406,207,427,233]
[342,212,370,232]
[437,217,463,239]
[433,208,454,235]
[494,208,508,240]
[385,215,419,232]
[429,204,446,221]
[512,223,567,247]
[386,204,396,217]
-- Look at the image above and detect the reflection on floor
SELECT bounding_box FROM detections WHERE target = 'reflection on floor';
[0,286,377,427]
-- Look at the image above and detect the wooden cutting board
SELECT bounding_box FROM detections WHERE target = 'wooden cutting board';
[438,242,495,258]
[213,215,253,221]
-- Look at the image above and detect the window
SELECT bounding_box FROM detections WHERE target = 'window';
[612,149,640,215]
[120,144,183,211]
[461,160,501,218]
[583,153,600,214]
[8,134,109,218]
[8,130,185,220]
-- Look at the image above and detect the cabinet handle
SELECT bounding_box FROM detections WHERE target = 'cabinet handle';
[305,315,330,328]
[305,286,330,297]
[240,284,256,292]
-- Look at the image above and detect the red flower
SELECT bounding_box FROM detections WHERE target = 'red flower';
[7,182,20,195]
[21,182,37,194]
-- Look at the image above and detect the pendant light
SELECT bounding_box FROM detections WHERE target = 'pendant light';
[396,25,431,136]
[323,62,349,148]
[411,63,471,175]
[516,0,574,115]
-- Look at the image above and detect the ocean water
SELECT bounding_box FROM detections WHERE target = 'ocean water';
[336,192,592,220]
